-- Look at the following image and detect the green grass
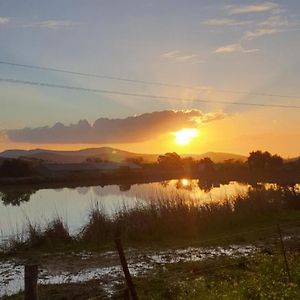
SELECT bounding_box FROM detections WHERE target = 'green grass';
[132,250,300,300]
[3,250,300,300]
[1,280,106,300]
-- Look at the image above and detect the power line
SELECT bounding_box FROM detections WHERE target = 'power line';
[1,77,300,109]
[0,60,299,100]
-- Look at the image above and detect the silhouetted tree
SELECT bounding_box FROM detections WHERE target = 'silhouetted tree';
[86,157,104,163]
[0,159,35,177]
[248,151,283,171]
[285,157,300,171]
[157,152,183,170]
[181,157,195,165]
[270,154,284,169]
[197,157,215,172]
[126,157,144,166]
[248,151,270,170]
[181,157,197,173]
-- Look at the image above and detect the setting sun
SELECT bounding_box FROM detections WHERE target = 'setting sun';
[174,128,198,145]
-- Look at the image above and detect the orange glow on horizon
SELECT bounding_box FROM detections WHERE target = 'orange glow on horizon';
[1,108,300,158]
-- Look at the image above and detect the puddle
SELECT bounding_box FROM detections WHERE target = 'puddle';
[0,245,256,297]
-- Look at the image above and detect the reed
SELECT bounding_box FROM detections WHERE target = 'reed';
[5,186,300,251]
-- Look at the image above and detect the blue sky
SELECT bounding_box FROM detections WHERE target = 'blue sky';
[0,1,299,155]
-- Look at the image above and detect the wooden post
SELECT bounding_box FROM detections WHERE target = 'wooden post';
[124,288,130,300]
[277,224,292,282]
[115,237,138,300]
[24,264,38,300]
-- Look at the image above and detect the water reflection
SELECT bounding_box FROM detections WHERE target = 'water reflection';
[0,189,36,206]
[76,187,90,195]
[176,179,193,191]
[119,184,131,192]
[165,178,238,194]
[0,180,298,239]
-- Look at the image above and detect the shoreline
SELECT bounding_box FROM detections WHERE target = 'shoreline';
[0,169,299,190]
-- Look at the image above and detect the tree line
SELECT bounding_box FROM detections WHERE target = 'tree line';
[0,150,299,178]
[129,150,300,174]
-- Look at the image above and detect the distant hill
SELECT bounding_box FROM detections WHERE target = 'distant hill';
[0,149,45,158]
[0,147,250,164]
[0,147,158,163]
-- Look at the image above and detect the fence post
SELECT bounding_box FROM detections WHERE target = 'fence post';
[124,288,130,300]
[277,224,292,282]
[24,264,38,300]
[115,237,138,300]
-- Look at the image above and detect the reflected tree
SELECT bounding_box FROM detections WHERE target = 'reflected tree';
[76,187,90,195]
[160,181,170,188]
[0,189,36,206]
[197,180,214,193]
[119,184,131,191]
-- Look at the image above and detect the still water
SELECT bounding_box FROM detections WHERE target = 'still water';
[0,179,281,239]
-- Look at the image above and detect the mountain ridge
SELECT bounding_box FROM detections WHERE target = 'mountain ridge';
[0,147,248,163]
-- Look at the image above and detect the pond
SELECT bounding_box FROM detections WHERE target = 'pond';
[0,179,298,240]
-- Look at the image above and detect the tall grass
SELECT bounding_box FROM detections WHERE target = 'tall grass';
[81,185,300,244]
[5,186,300,251]
[81,201,113,243]
[7,216,71,251]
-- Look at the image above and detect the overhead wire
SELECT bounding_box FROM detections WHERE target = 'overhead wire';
[0,60,299,100]
[1,77,300,109]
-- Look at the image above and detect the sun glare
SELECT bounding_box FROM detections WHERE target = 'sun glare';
[181,178,189,186]
[174,128,198,145]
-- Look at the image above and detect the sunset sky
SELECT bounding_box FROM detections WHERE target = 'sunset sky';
[0,1,300,157]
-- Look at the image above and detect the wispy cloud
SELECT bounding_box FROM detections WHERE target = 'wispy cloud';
[162,50,181,58]
[175,54,199,62]
[212,2,299,50]
[226,2,279,15]
[242,14,298,40]
[243,28,278,40]
[0,17,10,25]
[215,44,241,53]
[161,50,204,63]
[23,20,80,29]
[214,43,259,54]
[202,18,252,26]
[0,17,81,29]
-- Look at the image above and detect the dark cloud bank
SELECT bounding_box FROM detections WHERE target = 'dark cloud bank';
[7,110,225,144]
